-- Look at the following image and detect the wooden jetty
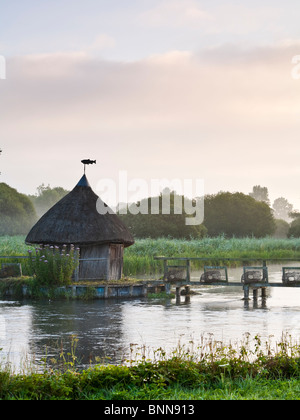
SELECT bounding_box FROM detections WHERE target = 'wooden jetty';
[2,255,300,302]
[154,256,300,302]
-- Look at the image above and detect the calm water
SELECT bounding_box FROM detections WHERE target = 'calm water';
[1,264,300,371]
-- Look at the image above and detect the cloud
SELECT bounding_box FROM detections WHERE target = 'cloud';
[139,0,212,28]
[138,1,283,39]
[206,3,282,36]
[2,43,299,136]
[85,34,116,53]
[2,43,298,127]
[145,50,193,64]
[1,42,300,203]
[92,34,116,49]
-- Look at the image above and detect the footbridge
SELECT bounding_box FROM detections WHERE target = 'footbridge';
[154,256,300,301]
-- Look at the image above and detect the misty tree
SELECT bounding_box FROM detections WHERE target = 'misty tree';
[249,185,270,206]
[288,218,300,238]
[272,197,294,222]
[289,211,300,219]
[0,183,37,235]
[287,210,300,237]
[28,184,69,217]
[273,219,290,238]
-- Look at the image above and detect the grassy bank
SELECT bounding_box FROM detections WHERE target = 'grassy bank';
[2,365,300,400]
[2,235,300,276]
[2,334,300,400]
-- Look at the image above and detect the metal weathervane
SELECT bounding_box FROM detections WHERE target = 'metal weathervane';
[81,159,96,174]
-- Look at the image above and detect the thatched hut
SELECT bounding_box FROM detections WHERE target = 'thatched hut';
[25,174,134,281]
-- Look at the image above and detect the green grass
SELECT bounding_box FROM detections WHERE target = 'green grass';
[2,235,300,276]
[3,373,298,400]
[124,236,300,275]
[0,236,35,276]
[2,333,300,400]
[0,235,34,255]
[70,377,300,400]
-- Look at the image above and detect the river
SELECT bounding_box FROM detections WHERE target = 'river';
[1,264,300,372]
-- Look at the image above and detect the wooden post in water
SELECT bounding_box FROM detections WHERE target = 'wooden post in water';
[185,285,191,304]
[165,282,171,295]
[185,286,191,296]
[186,259,191,283]
[243,285,250,300]
[176,286,181,303]
[263,260,268,282]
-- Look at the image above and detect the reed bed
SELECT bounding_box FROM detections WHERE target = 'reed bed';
[2,235,300,276]
[123,236,300,275]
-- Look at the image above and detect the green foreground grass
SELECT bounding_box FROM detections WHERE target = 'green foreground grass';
[2,334,300,400]
[1,358,300,400]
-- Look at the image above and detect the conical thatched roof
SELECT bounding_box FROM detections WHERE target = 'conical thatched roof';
[25,174,134,247]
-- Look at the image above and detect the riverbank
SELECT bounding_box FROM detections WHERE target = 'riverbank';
[2,340,300,400]
[2,366,300,400]
[0,277,173,300]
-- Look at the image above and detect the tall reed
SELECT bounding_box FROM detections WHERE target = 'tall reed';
[3,235,300,276]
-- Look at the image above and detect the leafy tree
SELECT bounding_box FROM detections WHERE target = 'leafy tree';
[203,192,275,238]
[287,210,300,237]
[289,211,300,220]
[249,185,270,206]
[272,197,293,222]
[273,219,290,238]
[118,191,207,239]
[288,218,300,238]
[0,183,37,235]
[29,184,69,217]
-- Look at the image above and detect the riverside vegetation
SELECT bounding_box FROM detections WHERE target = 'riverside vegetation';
[2,236,300,399]
[1,333,300,399]
[2,235,300,277]
[2,235,300,298]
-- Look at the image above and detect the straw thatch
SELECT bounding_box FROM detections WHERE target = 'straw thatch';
[25,174,134,247]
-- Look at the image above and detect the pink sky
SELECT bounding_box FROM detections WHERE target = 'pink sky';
[1,1,300,210]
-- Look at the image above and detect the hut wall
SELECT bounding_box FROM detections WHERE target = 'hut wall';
[79,245,109,280]
[109,244,124,280]
[78,243,125,281]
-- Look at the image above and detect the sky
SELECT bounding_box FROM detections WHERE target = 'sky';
[1,0,300,209]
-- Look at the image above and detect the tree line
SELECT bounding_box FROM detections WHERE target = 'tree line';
[1,181,299,239]
[0,183,69,236]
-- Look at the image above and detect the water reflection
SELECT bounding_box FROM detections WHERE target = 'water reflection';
[28,300,127,367]
[1,264,300,371]
[0,301,32,369]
